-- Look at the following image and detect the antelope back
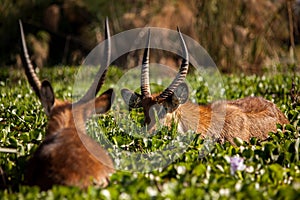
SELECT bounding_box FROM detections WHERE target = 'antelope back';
[216,96,289,143]
[19,19,114,190]
[158,95,289,144]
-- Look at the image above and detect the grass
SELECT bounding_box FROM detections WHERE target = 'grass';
[0,65,300,199]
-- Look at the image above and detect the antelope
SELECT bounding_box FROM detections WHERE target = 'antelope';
[19,19,114,190]
[121,29,289,144]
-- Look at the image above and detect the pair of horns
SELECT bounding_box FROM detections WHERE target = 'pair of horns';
[140,28,189,101]
[19,18,111,103]
[20,20,188,102]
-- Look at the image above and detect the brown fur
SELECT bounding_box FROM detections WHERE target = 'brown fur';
[25,90,114,190]
[164,96,289,144]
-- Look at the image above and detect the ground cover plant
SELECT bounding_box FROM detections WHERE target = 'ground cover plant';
[0,65,300,199]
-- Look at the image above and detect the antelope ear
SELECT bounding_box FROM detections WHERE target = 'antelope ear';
[40,80,55,116]
[94,88,114,114]
[121,88,142,108]
[173,82,189,104]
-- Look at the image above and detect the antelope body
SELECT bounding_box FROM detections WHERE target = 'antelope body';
[121,29,289,144]
[162,95,289,144]
[19,19,114,190]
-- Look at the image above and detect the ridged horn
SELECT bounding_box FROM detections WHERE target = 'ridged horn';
[141,29,151,97]
[157,28,189,101]
[78,17,111,103]
[19,20,42,99]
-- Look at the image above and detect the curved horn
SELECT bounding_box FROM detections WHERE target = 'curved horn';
[157,28,189,101]
[78,17,111,103]
[19,20,42,99]
[141,29,151,97]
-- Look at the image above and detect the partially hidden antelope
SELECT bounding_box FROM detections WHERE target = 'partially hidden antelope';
[121,29,289,144]
[19,19,114,190]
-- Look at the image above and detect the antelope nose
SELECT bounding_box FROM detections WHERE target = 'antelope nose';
[148,104,165,125]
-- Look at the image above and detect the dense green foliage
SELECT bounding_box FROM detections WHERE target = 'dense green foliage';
[0,66,300,199]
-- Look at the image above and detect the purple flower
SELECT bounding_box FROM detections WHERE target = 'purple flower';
[230,156,246,175]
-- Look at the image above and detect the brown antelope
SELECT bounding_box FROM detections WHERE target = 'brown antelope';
[121,29,289,144]
[19,19,114,190]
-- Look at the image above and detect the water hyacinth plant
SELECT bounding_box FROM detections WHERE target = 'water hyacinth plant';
[230,155,246,175]
[0,65,299,199]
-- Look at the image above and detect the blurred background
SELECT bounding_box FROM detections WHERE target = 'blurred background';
[1,0,299,73]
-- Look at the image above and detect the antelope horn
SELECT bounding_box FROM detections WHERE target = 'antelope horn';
[19,20,42,99]
[157,28,189,102]
[78,17,111,103]
[141,29,151,97]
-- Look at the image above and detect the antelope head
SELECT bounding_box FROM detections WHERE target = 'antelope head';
[121,29,190,131]
[20,19,114,190]
[19,19,112,130]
